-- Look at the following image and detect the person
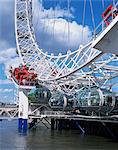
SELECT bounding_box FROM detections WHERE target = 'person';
[113,7,118,18]
[9,66,13,74]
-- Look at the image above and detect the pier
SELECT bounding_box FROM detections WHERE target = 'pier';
[0,103,118,139]
[0,0,118,142]
[0,105,18,120]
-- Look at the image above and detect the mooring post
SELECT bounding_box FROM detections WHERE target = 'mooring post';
[102,122,116,139]
[51,118,55,130]
[18,90,28,133]
[58,119,63,130]
[55,119,58,130]
[18,118,22,132]
[75,120,85,134]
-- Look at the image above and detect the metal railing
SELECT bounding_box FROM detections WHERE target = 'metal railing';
[93,2,118,39]
[43,111,65,116]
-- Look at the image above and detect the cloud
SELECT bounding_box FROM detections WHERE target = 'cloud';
[32,0,74,20]
[0,0,21,77]
[36,18,91,54]
[0,79,13,84]
[0,0,91,76]
[32,0,92,54]
[0,40,11,51]
[0,48,16,61]
[0,89,14,92]
[0,0,92,55]
[0,48,21,77]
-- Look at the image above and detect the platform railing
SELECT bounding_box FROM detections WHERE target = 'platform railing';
[0,106,18,119]
[93,2,118,39]
[43,111,65,116]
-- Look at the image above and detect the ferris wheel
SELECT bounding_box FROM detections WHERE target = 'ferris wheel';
[14,0,118,92]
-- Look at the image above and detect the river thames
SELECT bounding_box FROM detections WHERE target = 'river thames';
[0,120,118,150]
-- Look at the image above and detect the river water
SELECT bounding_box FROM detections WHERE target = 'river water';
[0,120,118,150]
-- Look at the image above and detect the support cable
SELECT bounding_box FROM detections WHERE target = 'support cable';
[67,0,70,50]
[41,0,47,39]
[89,0,96,36]
[102,0,104,9]
[82,0,86,44]
[52,0,56,47]
[113,0,116,7]
[63,14,67,50]
[81,0,86,63]
[33,0,42,35]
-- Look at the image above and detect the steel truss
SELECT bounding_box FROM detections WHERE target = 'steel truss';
[14,0,118,93]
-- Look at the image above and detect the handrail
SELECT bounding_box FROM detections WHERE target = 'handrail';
[94,2,118,39]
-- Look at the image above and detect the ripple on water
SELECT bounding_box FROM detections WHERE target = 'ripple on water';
[0,120,118,150]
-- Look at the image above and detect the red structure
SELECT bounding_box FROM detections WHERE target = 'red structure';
[12,65,37,85]
[102,4,118,26]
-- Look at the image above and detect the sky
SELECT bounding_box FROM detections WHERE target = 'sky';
[32,0,114,54]
[0,0,117,103]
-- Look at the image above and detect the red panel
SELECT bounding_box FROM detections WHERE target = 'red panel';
[12,65,37,85]
[102,4,113,26]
